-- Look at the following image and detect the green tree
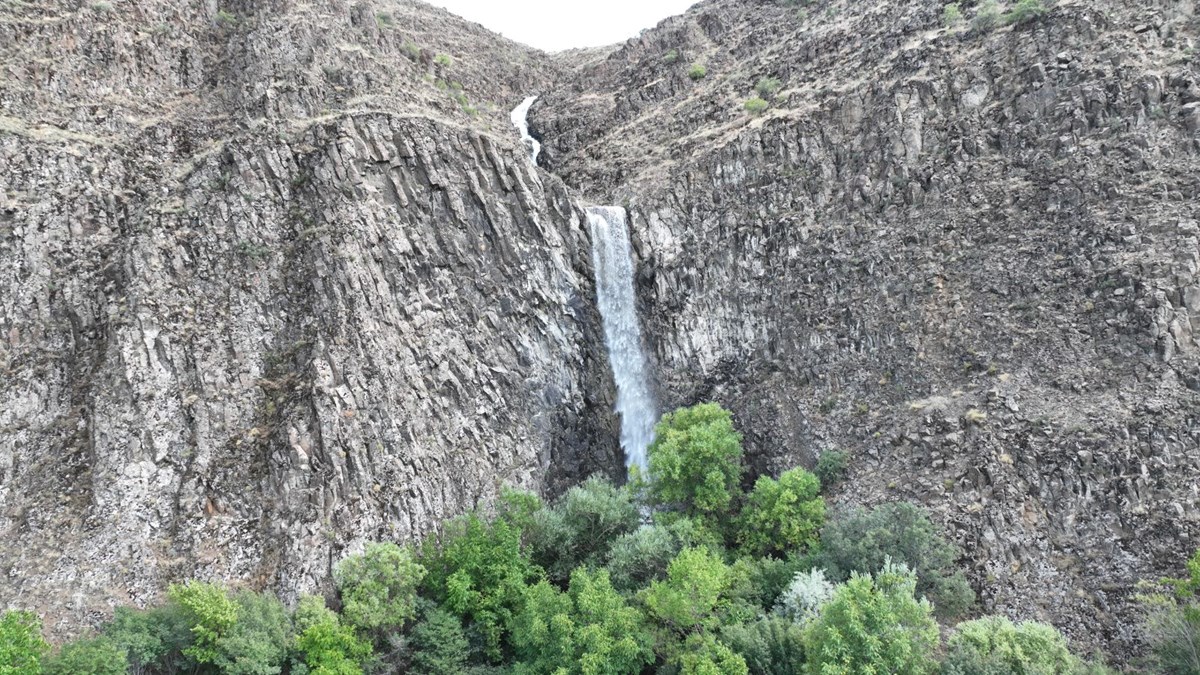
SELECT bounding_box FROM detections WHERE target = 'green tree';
[0,611,48,675]
[942,616,1079,675]
[818,502,974,619]
[41,637,127,675]
[511,569,652,675]
[421,511,544,662]
[407,605,469,675]
[214,591,292,675]
[292,596,372,675]
[648,403,745,531]
[642,547,732,633]
[167,580,239,666]
[803,562,938,675]
[720,616,805,675]
[737,467,825,557]
[605,518,721,594]
[678,634,748,675]
[103,604,193,673]
[527,477,640,584]
[334,542,426,635]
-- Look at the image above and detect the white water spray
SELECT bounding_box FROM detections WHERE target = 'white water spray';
[586,206,657,475]
[509,95,542,165]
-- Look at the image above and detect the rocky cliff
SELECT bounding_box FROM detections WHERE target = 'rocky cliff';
[3,0,1200,660]
[533,0,1200,657]
[0,0,619,636]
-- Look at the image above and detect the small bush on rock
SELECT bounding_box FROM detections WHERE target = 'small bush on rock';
[814,449,849,489]
[744,97,769,115]
[943,3,963,27]
[972,0,1001,31]
[1005,0,1047,25]
[688,64,708,80]
[755,77,782,98]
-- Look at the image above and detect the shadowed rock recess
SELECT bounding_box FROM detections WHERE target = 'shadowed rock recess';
[1,0,1198,660]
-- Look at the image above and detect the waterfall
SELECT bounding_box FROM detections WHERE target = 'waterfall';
[586,206,657,476]
[509,95,542,165]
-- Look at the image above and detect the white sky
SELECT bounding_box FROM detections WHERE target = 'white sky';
[425,0,700,52]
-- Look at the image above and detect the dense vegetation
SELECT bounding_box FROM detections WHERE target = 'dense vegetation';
[0,402,1188,673]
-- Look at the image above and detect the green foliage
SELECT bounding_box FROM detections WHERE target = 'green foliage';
[434,53,452,67]
[942,3,963,27]
[814,449,849,490]
[527,477,640,583]
[407,605,469,675]
[41,636,127,675]
[511,569,652,675]
[648,403,745,529]
[677,634,748,675]
[167,580,239,666]
[1139,549,1200,675]
[754,77,781,99]
[215,9,237,25]
[334,542,426,634]
[803,562,938,675]
[942,616,1079,675]
[214,591,292,675]
[642,547,732,633]
[736,467,824,557]
[743,97,769,115]
[720,616,805,675]
[663,49,680,64]
[293,596,372,675]
[1004,0,1047,25]
[103,604,193,673]
[727,557,806,614]
[972,0,1001,31]
[0,611,48,675]
[818,502,974,619]
[688,64,707,80]
[422,511,544,662]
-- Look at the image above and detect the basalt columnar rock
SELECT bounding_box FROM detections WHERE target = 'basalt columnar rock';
[3,0,1200,661]
[0,0,618,636]
[533,0,1200,657]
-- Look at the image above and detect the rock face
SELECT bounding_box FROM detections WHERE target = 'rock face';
[0,0,618,635]
[535,0,1200,658]
[3,0,1200,661]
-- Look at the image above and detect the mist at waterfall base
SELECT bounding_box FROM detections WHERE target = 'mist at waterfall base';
[585,207,658,476]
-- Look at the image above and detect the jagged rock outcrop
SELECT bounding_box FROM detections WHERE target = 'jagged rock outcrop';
[0,0,618,636]
[535,0,1200,658]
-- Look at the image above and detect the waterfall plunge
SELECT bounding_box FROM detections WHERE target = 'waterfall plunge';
[586,206,657,475]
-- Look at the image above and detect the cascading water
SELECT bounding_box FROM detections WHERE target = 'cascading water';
[509,95,542,165]
[586,206,657,475]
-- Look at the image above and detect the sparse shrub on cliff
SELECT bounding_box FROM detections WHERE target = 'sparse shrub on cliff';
[663,49,680,64]
[215,9,237,26]
[972,0,1001,31]
[688,64,707,80]
[744,97,769,115]
[818,502,975,619]
[1004,0,1047,25]
[1139,549,1200,675]
[815,449,849,489]
[434,53,453,67]
[803,562,939,675]
[942,3,963,27]
[647,402,745,533]
[0,610,48,674]
[41,636,127,675]
[942,616,1079,675]
[334,542,426,635]
[736,467,825,558]
[755,77,782,99]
